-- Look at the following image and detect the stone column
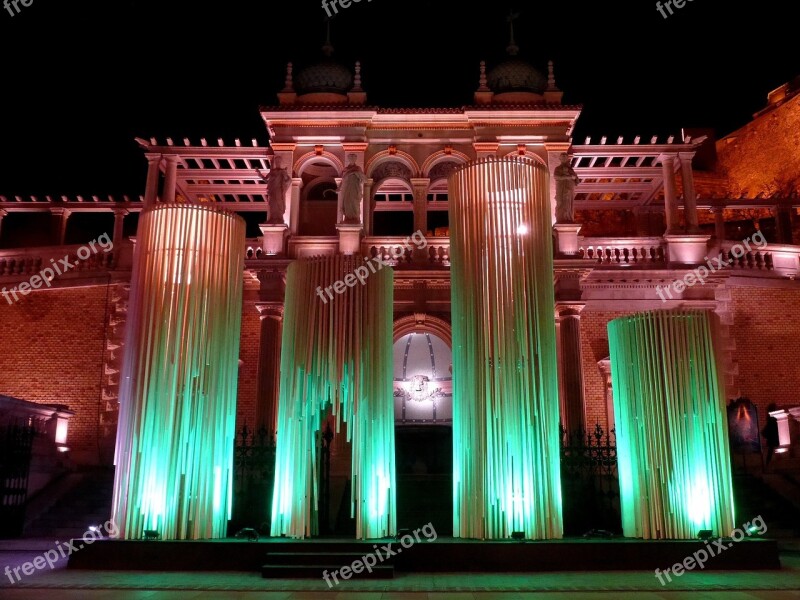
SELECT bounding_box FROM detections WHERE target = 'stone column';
[411,178,429,234]
[556,303,586,434]
[660,154,679,235]
[411,178,429,261]
[143,153,161,209]
[255,303,284,434]
[113,209,128,247]
[50,207,71,245]
[289,178,303,236]
[554,309,565,428]
[0,209,6,242]
[679,153,700,233]
[162,155,179,204]
[363,178,374,236]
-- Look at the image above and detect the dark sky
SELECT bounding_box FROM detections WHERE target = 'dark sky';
[0,0,796,196]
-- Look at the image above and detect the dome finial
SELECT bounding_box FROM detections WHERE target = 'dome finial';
[322,18,334,57]
[506,10,520,56]
[282,62,294,93]
[547,60,559,91]
[478,61,489,92]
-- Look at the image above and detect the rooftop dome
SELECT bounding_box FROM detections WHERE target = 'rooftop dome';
[487,58,547,94]
[295,40,353,96]
[478,14,556,103]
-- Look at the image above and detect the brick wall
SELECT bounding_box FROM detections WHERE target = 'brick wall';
[0,285,110,464]
[236,291,261,432]
[729,286,800,423]
[716,92,800,196]
[5,280,798,465]
[580,310,627,430]
[0,281,266,464]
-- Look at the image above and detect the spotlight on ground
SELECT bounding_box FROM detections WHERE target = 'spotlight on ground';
[396,528,411,540]
[747,524,761,535]
[143,529,161,540]
[511,531,525,540]
[697,529,714,540]
[234,527,259,541]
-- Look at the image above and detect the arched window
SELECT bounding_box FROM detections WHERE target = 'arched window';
[373,178,414,236]
[299,161,339,236]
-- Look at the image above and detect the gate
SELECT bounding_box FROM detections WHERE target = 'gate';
[560,424,621,536]
[0,421,36,538]
[230,425,276,536]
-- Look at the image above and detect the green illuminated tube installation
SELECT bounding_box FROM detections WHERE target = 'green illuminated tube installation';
[271,255,395,539]
[111,204,246,540]
[448,157,562,540]
[608,309,735,539]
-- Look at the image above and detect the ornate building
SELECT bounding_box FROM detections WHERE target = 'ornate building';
[1,40,798,538]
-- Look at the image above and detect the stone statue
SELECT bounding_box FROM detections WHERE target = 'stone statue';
[554,153,580,223]
[339,154,366,224]
[265,157,291,225]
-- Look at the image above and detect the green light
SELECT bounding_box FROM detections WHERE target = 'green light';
[608,309,735,539]
[270,255,396,539]
[448,157,562,540]
[111,204,246,540]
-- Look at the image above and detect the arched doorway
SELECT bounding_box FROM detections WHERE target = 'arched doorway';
[392,330,453,535]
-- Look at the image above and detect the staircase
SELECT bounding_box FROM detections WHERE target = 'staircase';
[262,543,395,579]
[24,467,115,539]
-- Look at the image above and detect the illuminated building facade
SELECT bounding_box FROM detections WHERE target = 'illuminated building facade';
[1,41,798,540]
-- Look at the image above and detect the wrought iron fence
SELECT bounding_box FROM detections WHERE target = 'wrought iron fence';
[230,424,276,536]
[230,421,619,537]
[560,423,621,535]
[0,421,36,538]
[230,423,333,536]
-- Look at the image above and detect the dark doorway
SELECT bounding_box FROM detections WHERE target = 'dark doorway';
[395,426,453,536]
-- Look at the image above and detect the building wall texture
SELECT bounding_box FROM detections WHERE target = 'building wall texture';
[716,92,800,196]
[728,285,800,422]
[0,285,111,464]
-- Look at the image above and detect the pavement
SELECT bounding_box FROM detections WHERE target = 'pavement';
[2,539,800,599]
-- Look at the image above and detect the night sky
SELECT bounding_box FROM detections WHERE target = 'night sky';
[0,0,796,197]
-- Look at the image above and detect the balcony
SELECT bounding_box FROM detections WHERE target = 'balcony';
[2,235,798,281]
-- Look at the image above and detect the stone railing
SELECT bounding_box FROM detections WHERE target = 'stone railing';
[245,238,264,260]
[720,241,800,278]
[287,236,338,259]
[577,237,667,265]
[362,237,450,266]
[0,242,127,279]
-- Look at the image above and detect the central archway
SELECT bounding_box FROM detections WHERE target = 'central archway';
[392,315,453,536]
